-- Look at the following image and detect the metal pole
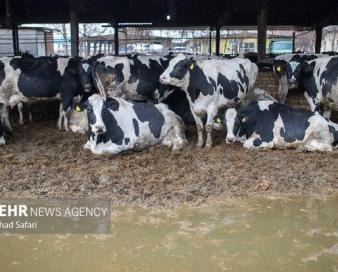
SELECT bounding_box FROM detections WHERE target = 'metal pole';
[215,26,220,56]
[315,23,322,53]
[292,31,296,53]
[257,1,268,61]
[12,26,19,56]
[114,24,119,56]
[70,3,79,57]
[209,27,212,55]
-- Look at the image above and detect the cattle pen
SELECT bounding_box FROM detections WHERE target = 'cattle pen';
[1,1,338,272]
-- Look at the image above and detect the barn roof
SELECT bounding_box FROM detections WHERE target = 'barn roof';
[1,0,338,28]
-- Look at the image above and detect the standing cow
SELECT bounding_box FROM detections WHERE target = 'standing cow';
[83,94,187,155]
[159,53,258,148]
[273,53,326,103]
[0,55,93,131]
[223,100,338,151]
[297,56,338,119]
[93,54,174,101]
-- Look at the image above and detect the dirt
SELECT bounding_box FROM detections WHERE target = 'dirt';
[1,109,338,208]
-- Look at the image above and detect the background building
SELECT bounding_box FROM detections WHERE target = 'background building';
[0,27,54,57]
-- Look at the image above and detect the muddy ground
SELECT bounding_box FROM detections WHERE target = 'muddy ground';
[1,105,338,208]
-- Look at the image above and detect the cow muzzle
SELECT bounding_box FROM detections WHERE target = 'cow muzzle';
[226,136,235,144]
[84,84,92,93]
[93,125,106,135]
[159,75,170,84]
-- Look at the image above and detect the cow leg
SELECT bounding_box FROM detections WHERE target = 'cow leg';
[63,108,71,131]
[2,107,13,132]
[57,103,64,130]
[303,140,332,152]
[172,119,188,152]
[243,137,272,149]
[205,108,218,148]
[27,104,33,123]
[17,103,24,125]
[278,75,288,103]
[194,114,204,148]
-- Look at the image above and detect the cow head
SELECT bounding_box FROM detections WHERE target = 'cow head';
[79,59,93,93]
[64,57,93,93]
[275,56,304,86]
[223,108,239,143]
[160,53,196,89]
[86,94,121,135]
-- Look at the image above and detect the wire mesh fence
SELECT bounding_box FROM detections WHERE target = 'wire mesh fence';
[0,26,337,57]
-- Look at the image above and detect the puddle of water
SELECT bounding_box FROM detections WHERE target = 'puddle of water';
[1,196,338,272]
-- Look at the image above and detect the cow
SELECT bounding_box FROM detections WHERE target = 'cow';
[273,53,326,103]
[82,94,187,155]
[0,55,94,130]
[159,53,258,148]
[297,56,338,119]
[223,100,338,152]
[92,54,174,101]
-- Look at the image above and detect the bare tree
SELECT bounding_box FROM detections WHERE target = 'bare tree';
[46,24,69,55]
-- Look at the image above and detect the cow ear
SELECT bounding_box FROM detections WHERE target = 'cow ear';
[105,97,120,111]
[300,61,314,75]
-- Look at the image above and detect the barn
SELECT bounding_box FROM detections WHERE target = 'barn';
[0,1,338,270]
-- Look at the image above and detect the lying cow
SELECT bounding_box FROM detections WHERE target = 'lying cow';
[0,55,93,130]
[223,100,338,151]
[83,94,187,155]
[298,56,338,119]
[160,53,258,148]
[273,53,326,103]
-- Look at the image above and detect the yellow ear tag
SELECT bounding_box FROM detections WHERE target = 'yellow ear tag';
[276,66,282,72]
[215,117,221,123]
[75,105,81,112]
[189,63,194,70]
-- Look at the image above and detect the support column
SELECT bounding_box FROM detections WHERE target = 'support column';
[12,25,19,56]
[315,23,322,53]
[6,0,19,56]
[209,28,212,55]
[114,24,119,56]
[215,25,220,56]
[292,32,296,53]
[257,1,268,61]
[70,3,79,57]
[87,42,91,56]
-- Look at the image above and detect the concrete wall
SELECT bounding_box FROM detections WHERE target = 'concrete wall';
[255,71,309,110]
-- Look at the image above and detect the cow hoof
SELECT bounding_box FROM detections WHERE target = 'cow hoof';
[205,143,212,149]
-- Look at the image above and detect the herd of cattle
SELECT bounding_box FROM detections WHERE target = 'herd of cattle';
[0,51,337,154]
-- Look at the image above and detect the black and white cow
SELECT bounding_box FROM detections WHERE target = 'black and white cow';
[223,100,338,151]
[93,54,174,101]
[273,53,326,103]
[159,53,258,148]
[298,56,338,119]
[0,55,93,130]
[83,94,187,155]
